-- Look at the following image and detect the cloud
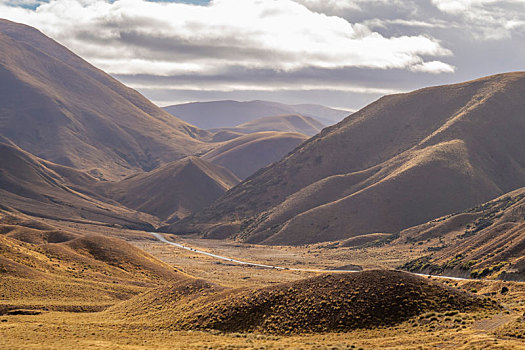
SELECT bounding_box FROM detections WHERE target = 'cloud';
[430,0,525,40]
[0,0,454,76]
[410,60,456,73]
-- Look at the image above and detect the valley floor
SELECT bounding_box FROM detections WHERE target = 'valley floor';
[1,220,524,349]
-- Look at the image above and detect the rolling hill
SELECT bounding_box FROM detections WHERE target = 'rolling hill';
[0,211,186,312]
[211,114,324,136]
[0,19,210,181]
[99,157,240,222]
[402,187,525,281]
[201,131,308,179]
[163,100,348,129]
[171,72,525,244]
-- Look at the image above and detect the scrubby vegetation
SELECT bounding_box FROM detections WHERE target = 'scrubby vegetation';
[110,270,496,335]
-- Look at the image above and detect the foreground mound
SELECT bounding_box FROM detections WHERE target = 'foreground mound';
[111,270,495,334]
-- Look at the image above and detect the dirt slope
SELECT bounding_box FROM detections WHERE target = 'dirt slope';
[402,188,525,280]
[100,157,240,222]
[0,19,210,180]
[109,270,495,334]
[174,72,525,244]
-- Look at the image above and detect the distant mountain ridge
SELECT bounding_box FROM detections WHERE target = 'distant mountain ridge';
[163,100,349,129]
[210,114,324,136]
[170,72,525,245]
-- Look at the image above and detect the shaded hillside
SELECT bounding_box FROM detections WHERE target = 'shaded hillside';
[402,188,525,281]
[201,131,308,179]
[0,142,153,228]
[0,212,186,312]
[212,114,324,136]
[174,72,525,244]
[109,270,495,334]
[163,100,348,129]
[100,157,240,222]
[0,19,209,180]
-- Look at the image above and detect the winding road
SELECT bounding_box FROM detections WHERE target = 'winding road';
[149,232,471,280]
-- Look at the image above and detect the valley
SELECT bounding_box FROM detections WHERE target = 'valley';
[0,17,523,350]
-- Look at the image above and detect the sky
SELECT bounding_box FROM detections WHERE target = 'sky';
[1,0,524,110]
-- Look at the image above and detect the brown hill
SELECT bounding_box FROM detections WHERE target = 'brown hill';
[0,141,154,228]
[212,114,324,136]
[0,213,186,312]
[402,188,525,281]
[174,72,525,244]
[0,19,209,181]
[200,131,308,180]
[99,157,240,222]
[109,270,495,334]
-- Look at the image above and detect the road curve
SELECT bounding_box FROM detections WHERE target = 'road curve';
[149,232,472,280]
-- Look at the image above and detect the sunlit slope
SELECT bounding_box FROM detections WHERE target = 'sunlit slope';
[176,72,525,244]
[402,188,525,280]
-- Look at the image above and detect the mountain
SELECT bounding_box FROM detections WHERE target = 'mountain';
[0,141,154,228]
[211,114,324,136]
[0,19,210,181]
[163,100,349,129]
[171,72,525,244]
[402,187,525,281]
[201,132,308,179]
[99,157,240,222]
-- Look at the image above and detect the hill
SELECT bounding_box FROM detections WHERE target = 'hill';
[163,100,348,129]
[109,270,495,334]
[0,142,154,228]
[211,114,324,136]
[99,157,240,222]
[200,131,308,180]
[173,72,525,244]
[0,212,186,312]
[0,19,209,181]
[402,188,525,281]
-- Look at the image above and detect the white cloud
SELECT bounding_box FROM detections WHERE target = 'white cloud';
[0,0,454,75]
[410,60,456,73]
[431,0,525,40]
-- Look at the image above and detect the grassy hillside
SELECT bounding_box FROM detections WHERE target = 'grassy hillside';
[100,157,240,222]
[401,188,524,280]
[0,19,210,181]
[175,72,525,245]
[200,131,308,180]
[0,142,155,228]
[0,211,186,313]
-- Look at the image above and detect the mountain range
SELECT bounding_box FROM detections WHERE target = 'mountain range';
[163,100,349,129]
[171,72,525,245]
